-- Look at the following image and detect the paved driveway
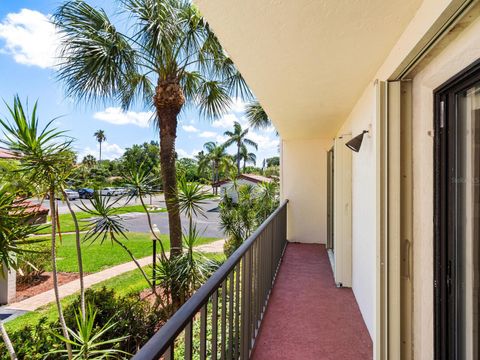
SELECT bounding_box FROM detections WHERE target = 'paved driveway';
[120,199,223,238]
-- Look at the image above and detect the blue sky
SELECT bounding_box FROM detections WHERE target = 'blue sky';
[0,1,278,163]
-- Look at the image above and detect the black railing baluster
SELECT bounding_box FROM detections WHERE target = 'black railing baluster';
[200,304,207,360]
[212,290,218,360]
[133,201,288,360]
[221,278,227,359]
[235,263,240,359]
[185,321,193,360]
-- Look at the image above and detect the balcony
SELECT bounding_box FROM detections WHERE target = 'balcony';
[133,202,372,359]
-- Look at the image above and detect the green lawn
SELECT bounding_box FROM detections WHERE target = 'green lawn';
[6,253,226,333]
[36,204,166,234]
[44,232,219,273]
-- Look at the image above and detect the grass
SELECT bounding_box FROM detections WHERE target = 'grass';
[36,204,166,234]
[47,232,219,273]
[6,253,226,333]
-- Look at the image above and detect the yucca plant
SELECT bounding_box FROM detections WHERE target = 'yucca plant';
[0,96,77,358]
[122,162,167,260]
[49,305,130,359]
[0,184,43,360]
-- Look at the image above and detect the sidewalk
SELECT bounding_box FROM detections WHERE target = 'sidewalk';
[3,239,225,314]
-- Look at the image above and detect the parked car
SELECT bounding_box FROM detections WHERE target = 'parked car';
[64,189,80,200]
[77,188,94,199]
[100,187,117,196]
[114,187,128,196]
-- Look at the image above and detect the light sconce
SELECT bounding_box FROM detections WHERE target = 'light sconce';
[345,130,369,152]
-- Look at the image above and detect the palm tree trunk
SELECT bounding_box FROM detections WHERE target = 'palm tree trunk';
[154,80,184,258]
[99,141,102,162]
[63,194,85,319]
[236,145,241,174]
[0,320,17,360]
[211,163,216,195]
[49,191,72,359]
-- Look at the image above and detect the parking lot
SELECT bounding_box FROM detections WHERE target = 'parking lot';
[30,192,224,239]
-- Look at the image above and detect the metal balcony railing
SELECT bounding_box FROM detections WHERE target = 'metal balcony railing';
[133,201,288,360]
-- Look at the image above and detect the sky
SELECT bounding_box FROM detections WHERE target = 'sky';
[0,0,278,164]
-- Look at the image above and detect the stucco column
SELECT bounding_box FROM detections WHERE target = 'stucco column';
[0,265,16,305]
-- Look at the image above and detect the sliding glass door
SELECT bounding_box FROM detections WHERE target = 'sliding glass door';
[435,63,480,360]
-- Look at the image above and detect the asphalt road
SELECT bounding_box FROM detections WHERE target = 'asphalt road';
[31,195,224,239]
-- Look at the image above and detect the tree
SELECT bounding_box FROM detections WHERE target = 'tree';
[223,122,258,174]
[0,97,83,358]
[122,141,159,173]
[54,0,250,257]
[81,154,96,168]
[0,185,40,360]
[266,156,279,167]
[198,142,230,194]
[93,130,106,162]
[236,144,256,172]
[245,100,271,130]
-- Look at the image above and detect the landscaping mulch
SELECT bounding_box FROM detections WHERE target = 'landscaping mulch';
[15,272,81,301]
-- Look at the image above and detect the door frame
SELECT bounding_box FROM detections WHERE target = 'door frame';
[434,58,480,360]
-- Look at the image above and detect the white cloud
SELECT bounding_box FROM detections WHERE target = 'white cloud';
[176,148,199,159]
[212,113,247,129]
[230,97,246,113]
[93,107,153,128]
[247,130,279,152]
[0,9,60,68]
[80,142,125,161]
[182,125,198,133]
[198,131,217,138]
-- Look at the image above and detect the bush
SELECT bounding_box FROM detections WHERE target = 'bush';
[64,287,167,354]
[0,288,167,358]
[17,239,51,283]
[0,317,63,360]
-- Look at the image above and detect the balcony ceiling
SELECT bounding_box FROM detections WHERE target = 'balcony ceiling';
[194,0,422,139]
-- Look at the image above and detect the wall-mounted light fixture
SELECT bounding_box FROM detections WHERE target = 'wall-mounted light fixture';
[345,130,369,152]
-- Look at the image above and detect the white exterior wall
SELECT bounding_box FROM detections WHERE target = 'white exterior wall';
[219,178,262,203]
[336,86,378,339]
[281,138,331,244]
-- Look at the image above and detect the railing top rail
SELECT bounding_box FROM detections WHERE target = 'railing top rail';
[133,200,288,359]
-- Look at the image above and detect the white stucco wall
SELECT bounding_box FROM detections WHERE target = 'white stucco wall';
[335,85,378,339]
[410,13,480,360]
[219,178,262,203]
[281,138,331,244]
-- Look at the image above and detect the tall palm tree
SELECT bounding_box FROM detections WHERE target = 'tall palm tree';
[237,144,256,172]
[199,142,229,195]
[93,130,106,162]
[54,0,250,256]
[223,122,258,174]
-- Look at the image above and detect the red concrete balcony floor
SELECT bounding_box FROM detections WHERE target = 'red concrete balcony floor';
[251,243,373,360]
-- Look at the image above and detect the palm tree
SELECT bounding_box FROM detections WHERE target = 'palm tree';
[223,122,258,174]
[237,145,256,172]
[93,130,106,162]
[82,154,96,168]
[54,0,250,257]
[199,142,229,195]
[245,100,271,129]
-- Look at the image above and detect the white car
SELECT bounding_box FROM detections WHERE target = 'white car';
[114,188,128,196]
[64,189,80,200]
[101,187,117,196]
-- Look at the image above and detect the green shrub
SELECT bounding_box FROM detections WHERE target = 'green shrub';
[0,317,63,360]
[17,239,51,283]
[64,287,167,354]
